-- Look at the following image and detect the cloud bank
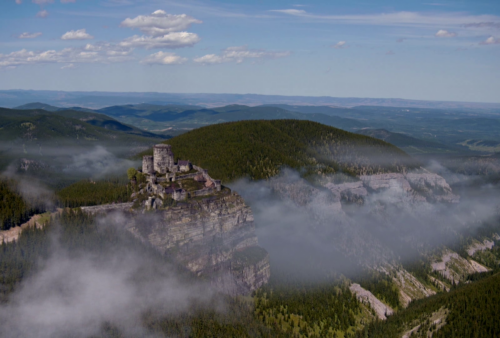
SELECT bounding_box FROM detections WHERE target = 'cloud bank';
[121,10,202,37]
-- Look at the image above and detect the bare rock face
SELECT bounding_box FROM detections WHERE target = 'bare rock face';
[431,250,489,284]
[405,173,459,203]
[349,283,394,320]
[324,170,459,205]
[124,192,270,295]
[325,181,367,204]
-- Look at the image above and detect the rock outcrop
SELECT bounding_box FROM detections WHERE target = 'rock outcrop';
[324,171,459,205]
[431,250,489,284]
[467,239,495,256]
[123,191,270,295]
[349,283,394,320]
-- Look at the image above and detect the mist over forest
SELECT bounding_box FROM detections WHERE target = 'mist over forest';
[1,0,500,333]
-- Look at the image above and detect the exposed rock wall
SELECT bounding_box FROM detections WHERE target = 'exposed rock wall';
[123,192,270,295]
[349,283,394,320]
[431,250,489,284]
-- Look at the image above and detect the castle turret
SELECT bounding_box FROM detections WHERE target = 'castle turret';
[142,155,154,175]
[153,144,174,174]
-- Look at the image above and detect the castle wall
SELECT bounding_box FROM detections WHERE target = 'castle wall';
[142,156,154,174]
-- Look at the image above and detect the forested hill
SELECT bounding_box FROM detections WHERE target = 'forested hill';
[142,120,413,182]
[356,272,500,338]
[0,107,161,140]
[0,180,45,231]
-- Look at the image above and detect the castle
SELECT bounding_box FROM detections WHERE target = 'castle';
[140,144,221,205]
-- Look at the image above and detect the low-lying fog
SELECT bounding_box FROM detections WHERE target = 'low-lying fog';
[230,164,500,281]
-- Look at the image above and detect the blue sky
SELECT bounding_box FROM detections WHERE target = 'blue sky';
[0,0,499,103]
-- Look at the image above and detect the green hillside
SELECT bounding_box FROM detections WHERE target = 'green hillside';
[356,272,500,338]
[1,107,160,138]
[14,102,60,111]
[0,107,164,187]
[142,120,412,182]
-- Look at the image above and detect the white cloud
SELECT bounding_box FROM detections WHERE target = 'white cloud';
[61,63,75,69]
[120,10,202,37]
[463,22,500,29]
[61,29,94,40]
[480,36,500,45]
[36,10,48,18]
[18,32,42,39]
[270,9,306,16]
[0,43,133,68]
[194,46,291,64]
[270,9,500,30]
[435,29,457,37]
[15,0,22,4]
[193,54,224,64]
[332,41,347,49]
[140,51,187,65]
[119,32,200,49]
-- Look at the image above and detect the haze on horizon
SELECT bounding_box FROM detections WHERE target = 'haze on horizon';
[0,0,499,103]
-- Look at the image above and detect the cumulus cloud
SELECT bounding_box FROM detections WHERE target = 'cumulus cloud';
[121,10,202,37]
[119,32,200,49]
[332,41,347,49]
[18,32,42,39]
[435,29,457,37]
[61,29,94,40]
[0,43,133,68]
[36,10,48,18]
[194,46,291,64]
[61,63,74,69]
[480,36,500,45]
[140,51,187,65]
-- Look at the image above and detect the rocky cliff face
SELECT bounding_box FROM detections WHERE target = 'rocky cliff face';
[123,191,270,295]
[326,171,459,205]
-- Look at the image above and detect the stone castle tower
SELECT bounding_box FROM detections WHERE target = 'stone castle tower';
[153,144,174,174]
[142,155,154,174]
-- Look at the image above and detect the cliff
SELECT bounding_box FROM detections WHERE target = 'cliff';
[107,191,271,295]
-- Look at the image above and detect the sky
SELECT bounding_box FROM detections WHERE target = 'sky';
[0,0,499,103]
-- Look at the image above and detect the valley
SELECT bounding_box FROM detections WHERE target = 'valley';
[1,116,499,337]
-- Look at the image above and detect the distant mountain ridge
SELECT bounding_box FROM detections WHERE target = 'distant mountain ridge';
[3,89,500,110]
[13,101,500,155]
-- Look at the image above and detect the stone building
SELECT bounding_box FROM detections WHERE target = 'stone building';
[142,155,154,175]
[153,144,174,174]
[141,144,221,202]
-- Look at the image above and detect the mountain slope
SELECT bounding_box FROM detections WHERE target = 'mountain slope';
[6,106,161,138]
[141,120,412,182]
[14,102,60,112]
[95,103,367,133]
[357,129,459,154]
[357,272,500,338]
